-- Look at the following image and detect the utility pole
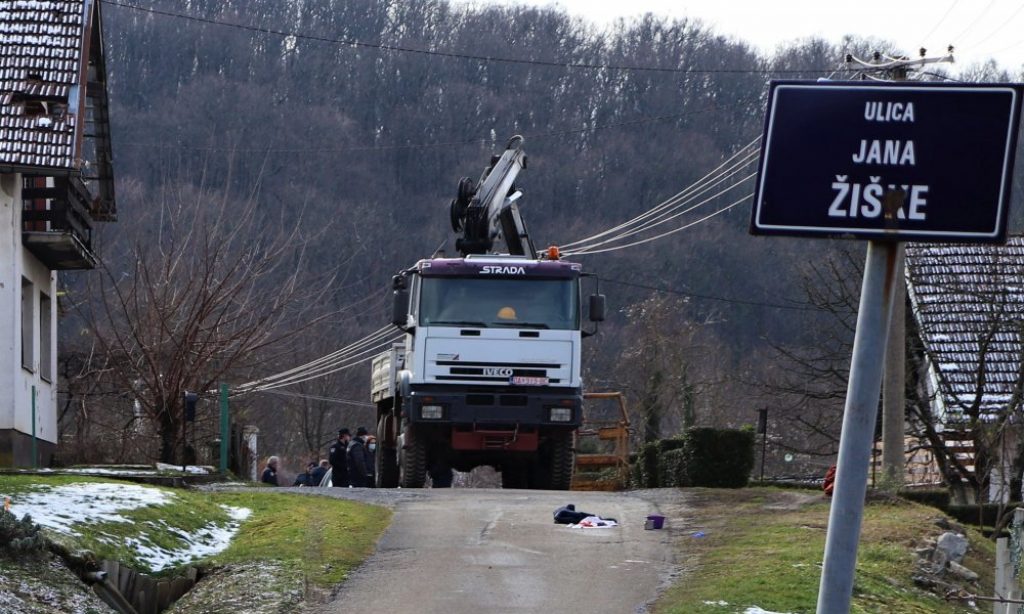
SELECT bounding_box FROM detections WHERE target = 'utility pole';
[816,49,955,614]
[880,60,914,492]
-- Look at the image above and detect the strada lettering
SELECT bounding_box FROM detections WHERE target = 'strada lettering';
[480,265,526,274]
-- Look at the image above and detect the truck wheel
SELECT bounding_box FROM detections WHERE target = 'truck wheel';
[544,432,575,491]
[399,426,428,488]
[376,417,399,488]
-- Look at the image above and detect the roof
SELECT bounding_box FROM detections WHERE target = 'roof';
[0,0,91,170]
[906,237,1024,422]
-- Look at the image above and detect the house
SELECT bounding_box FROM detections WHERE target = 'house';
[0,0,115,466]
[905,236,1024,501]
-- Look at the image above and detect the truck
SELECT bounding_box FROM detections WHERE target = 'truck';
[371,136,605,489]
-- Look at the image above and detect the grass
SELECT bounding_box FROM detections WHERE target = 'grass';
[0,475,390,587]
[209,491,389,586]
[656,488,994,614]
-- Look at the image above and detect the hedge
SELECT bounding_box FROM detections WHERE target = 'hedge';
[898,489,951,512]
[661,449,688,487]
[632,442,661,489]
[628,428,755,489]
[947,502,1023,527]
[683,428,755,488]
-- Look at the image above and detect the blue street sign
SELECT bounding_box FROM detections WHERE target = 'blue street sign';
[750,81,1023,242]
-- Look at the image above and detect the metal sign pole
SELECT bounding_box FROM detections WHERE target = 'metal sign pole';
[816,240,903,613]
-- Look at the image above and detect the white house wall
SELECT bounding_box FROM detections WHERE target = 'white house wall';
[0,172,58,446]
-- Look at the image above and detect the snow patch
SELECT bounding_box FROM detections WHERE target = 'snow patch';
[744,607,795,614]
[122,504,250,572]
[2,483,251,573]
[156,463,211,474]
[3,482,174,536]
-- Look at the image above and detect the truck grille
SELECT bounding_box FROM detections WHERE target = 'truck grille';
[434,360,561,384]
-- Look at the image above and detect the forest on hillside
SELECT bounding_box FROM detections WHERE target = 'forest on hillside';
[57,0,1024,471]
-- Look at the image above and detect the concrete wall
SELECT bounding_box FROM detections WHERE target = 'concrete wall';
[0,172,58,466]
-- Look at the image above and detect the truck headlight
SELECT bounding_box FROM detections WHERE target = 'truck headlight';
[421,404,444,420]
[549,407,572,422]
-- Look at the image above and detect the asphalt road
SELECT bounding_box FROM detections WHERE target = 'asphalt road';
[309,488,692,614]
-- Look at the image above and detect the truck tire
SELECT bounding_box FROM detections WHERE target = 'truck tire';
[399,425,428,488]
[376,417,399,488]
[543,432,574,491]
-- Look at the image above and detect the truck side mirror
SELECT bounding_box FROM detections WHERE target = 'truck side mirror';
[588,294,606,322]
[392,288,409,328]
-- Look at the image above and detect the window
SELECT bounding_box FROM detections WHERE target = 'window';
[40,292,52,382]
[21,278,33,371]
[419,277,580,330]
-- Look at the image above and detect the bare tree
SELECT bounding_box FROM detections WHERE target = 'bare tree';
[620,294,720,441]
[74,173,338,463]
[757,244,862,458]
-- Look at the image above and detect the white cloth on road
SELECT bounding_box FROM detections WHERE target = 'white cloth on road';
[567,515,618,528]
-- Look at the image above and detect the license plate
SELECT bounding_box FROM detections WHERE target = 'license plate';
[511,376,548,386]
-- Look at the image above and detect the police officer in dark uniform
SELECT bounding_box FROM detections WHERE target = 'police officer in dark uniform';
[329,429,352,487]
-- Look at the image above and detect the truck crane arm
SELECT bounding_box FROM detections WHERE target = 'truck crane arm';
[449,135,537,258]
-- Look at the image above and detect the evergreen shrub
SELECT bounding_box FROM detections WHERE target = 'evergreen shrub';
[898,489,951,511]
[683,427,755,488]
[632,442,661,489]
[660,449,689,487]
[0,509,46,555]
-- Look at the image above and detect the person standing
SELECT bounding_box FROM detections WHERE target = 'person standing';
[365,435,377,488]
[348,427,371,487]
[329,429,352,487]
[261,456,280,486]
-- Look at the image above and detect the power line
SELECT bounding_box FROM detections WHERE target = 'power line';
[919,0,961,46]
[114,107,720,154]
[254,388,375,408]
[562,150,759,253]
[564,193,751,256]
[600,277,821,312]
[101,0,842,76]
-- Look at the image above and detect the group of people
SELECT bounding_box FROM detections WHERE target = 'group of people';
[261,426,377,488]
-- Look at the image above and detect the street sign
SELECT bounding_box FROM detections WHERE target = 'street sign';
[750,81,1022,242]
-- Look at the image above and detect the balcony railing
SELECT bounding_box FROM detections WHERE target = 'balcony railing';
[21,175,97,270]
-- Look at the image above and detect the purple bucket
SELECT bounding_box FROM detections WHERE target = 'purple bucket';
[646,514,665,529]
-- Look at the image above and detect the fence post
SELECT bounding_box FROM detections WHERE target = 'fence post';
[219,383,229,473]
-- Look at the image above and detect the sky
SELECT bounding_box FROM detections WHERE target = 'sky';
[477,0,1024,74]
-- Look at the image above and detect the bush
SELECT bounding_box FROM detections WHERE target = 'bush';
[0,509,46,555]
[661,449,689,487]
[632,442,661,489]
[656,438,687,487]
[947,502,1022,527]
[683,428,755,488]
[898,489,951,511]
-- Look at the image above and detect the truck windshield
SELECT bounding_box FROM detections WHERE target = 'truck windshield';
[419,277,580,330]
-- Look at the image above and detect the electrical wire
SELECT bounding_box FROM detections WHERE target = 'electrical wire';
[962,2,1024,54]
[100,0,844,76]
[919,0,962,45]
[244,336,405,392]
[948,0,999,48]
[563,193,752,256]
[563,156,758,253]
[600,277,821,312]
[561,136,760,250]
[252,388,375,408]
[114,107,721,155]
[233,325,398,393]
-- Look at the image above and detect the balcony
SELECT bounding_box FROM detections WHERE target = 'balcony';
[21,175,97,270]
